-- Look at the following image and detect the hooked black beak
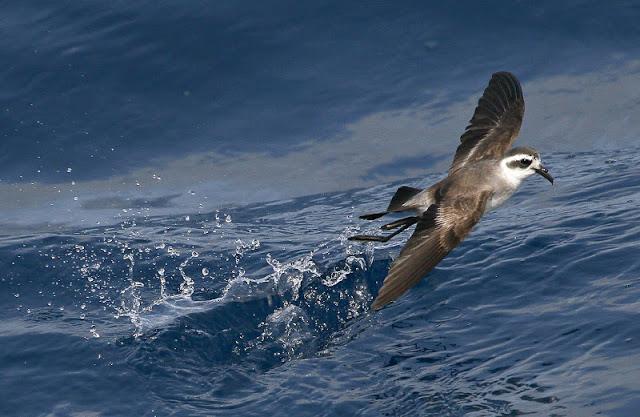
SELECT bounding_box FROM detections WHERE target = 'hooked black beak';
[533,165,554,184]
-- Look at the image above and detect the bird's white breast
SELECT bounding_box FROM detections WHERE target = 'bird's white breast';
[487,189,515,211]
[486,163,521,211]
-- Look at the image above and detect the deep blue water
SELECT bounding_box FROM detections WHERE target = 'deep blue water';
[2,149,640,416]
[2,1,640,416]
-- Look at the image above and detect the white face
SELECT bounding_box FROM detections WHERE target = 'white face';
[500,153,543,182]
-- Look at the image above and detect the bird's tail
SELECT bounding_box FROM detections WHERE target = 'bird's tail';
[358,186,422,220]
[386,186,422,212]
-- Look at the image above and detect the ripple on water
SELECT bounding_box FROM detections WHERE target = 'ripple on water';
[1,150,640,416]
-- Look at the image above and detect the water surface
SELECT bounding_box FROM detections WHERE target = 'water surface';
[2,150,640,416]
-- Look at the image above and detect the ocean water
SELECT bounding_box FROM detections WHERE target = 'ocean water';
[2,149,640,417]
[3,1,640,416]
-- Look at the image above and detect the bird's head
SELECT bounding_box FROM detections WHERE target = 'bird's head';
[500,146,554,185]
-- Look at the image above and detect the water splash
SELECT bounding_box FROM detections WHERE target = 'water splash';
[265,253,320,300]
[322,256,366,287]
[178,251,198,297]
[257,305,313,360]
[32,199,375,344]
[234,239,261,263]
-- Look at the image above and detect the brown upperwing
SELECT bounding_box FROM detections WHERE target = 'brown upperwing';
[449,72,525,174]
[371,191,491,310]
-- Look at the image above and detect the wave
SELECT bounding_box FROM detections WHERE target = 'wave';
[2,149,640,416]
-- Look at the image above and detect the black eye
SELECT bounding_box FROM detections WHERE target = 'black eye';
[520,158,531,166]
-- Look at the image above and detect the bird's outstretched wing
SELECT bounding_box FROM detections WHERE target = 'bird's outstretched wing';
[371,191,491,310]
[449,72,524,174]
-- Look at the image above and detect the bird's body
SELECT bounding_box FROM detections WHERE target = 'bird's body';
[399,160,520,214]
[350,72,554,310]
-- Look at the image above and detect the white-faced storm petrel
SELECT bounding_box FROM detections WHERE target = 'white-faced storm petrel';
[350,72,554,310]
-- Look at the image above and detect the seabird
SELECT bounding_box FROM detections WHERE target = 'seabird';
[349,72,553,310]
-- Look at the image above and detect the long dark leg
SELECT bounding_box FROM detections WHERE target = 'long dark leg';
[348,217,417,242]
[380,216,417,231]
[359,211,388,220]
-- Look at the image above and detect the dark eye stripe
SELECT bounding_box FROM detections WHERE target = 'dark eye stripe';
[506,157,533,169]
